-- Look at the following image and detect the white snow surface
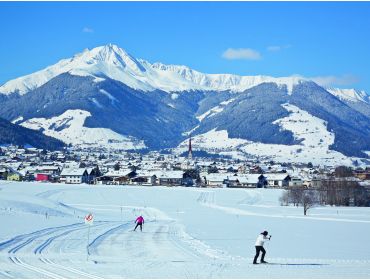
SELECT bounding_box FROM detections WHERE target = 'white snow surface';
[0,181,369,278]
[19,109,146,150]
[11,116,24,124]
[196,98,236,122]
[326,88,369,103]
[177,104,366,166]
[0,44,306,95]
[99,89,117,103]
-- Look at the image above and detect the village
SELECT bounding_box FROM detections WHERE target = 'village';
[0,140,370,196]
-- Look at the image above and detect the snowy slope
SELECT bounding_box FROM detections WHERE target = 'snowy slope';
[0,181,370,278]
[177,104,366,166]
[20,109,146,150]
[196,98,236,122]
[0,44,305,95]
[326,88,369,103]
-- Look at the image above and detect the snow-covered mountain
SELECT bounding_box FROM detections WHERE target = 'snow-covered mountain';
[0,44,306,95]
[0,44,369,164]
[326,88,369,103]
[176,103,359,166]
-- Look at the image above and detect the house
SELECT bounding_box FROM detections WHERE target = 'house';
[156,170,184,186]
[86,167,101,184]
[36,165,61,176]
[204,173,234,188]
[354,170,370,180]
[265,173,291,188]
[99,169,137,185]
[60,168,89,184]
[7,170,22,181]
[0,166,9,180]
[23,171,36,182]
[96,175,114,185]
[289,177,304,187]
[132,171,157,186]
[36,173,50,182]
[228,174,267,188]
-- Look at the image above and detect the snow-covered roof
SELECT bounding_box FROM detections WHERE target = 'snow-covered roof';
[265,173,290,181]
[206,173,234,182]
[135,171,157,177]
[60,168,87,176]
[104,169,133,177]
[156,170,184,179]
[232,174,264,184]
[36,165,60,171]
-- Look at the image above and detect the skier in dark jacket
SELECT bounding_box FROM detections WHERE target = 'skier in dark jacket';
[253,230,271,264]
[134,215,144,232]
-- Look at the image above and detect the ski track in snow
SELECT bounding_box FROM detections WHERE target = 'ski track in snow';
[0,221,113,278]
[1,183,370,278]
[9,256,65,279]
[0,209,232,278]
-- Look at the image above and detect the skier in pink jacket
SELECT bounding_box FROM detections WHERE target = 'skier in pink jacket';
[134,215,144,232]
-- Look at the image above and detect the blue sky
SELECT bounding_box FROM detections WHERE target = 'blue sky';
[1,1,370,92]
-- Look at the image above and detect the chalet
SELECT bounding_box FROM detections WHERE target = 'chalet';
[34,165,61,182]
[60,168,89,184]
[36,165,61,175]
[228,174,267,188]
[86,167,101,184]
[99,169,137,185]
[204,173,234,188]
[265,173,291,188]
[157,171,184,186]
[96,175,113,185]
[132,171,157,186]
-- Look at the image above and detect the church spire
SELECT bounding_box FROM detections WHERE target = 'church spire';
[188,136,193,161]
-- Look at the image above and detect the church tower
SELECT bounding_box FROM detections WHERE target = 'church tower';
[188,136,193,161]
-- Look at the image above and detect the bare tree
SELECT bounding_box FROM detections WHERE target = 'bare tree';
[279,187,320,215]
[334,166,353,178]
[279,190,289,206]
[302,189,320,216]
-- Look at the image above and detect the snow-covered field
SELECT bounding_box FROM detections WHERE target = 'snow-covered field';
[1,181,370,278]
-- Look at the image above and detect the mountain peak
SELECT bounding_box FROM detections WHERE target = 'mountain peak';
[0,43,364,98]
[75,44,146,73]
